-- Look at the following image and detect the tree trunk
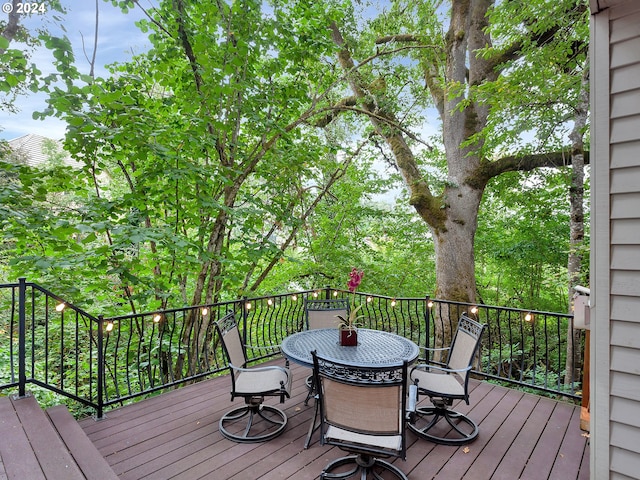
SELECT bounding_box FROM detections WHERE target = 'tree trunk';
[431,187,482,345]
[0,1,22,50]
[174,184,235,379]
[565,59,589,388]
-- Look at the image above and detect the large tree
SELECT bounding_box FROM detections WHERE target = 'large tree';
[324,0,589,343]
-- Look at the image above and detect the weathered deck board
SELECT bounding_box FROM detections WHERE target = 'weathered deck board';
[5,394,87,480]
[76,360,589,479]
[0,394,116,480]
[0,396,47,480]
[46,405,119,480]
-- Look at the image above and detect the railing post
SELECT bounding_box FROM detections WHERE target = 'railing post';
[18,277,26,398]
[97,315,105,419]
[424,295,431,354]
[241,296,249,347]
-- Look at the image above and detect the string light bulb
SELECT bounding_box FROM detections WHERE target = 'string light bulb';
[470,306,478,314]
[201,307,209,316]
[105,322,114,332]
[525,313,533,322]
[153,314,162,323]
[427,300,434,308]
[366,296,373,303]
[267,298,273,306]
[291,294,298,302]
[55,302,66,312]
[245,302,252,310]
[391,299,397,307]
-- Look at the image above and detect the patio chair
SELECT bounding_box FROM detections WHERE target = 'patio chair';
[312,351,415,480]
[303,297,350,405]
[215,311,292,443]
[305,297,350,330]
[408,313,486,445]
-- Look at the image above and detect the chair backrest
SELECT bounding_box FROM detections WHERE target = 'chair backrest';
[447,314,486,382]
[305,298,349,330]
[215,311,247,369]
[312,351,408,457]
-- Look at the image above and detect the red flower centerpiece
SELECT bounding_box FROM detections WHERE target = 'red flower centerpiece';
[336,268,364,346]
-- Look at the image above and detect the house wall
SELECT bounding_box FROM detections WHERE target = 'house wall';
[591,0,640,478]
[6,134,77,168]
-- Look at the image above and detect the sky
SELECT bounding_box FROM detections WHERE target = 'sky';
[1,0,151,141]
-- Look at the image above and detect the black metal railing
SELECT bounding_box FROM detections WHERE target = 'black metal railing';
[425,300,580,398]
[0,280,584,419]
[0,278,103,414]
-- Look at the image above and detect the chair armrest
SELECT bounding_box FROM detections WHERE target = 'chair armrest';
[229,363,290,378]
[417,345,450,362]
[419,345,451,352]
[244,343,282,350]
[411,363,472,375]
[408,383,418,414]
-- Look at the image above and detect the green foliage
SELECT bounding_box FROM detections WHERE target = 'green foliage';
[0,29,32,111]
[253,145,436,298]
[1,0,586,319]
[0,1,67,116]
[476,168,588,311]
[477,0,590,155]
[5,0,353,311]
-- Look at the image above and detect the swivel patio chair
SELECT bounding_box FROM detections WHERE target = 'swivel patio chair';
[312,350,415,480]
[215,311,292,443]
[303,297,350,405]
[408,313,486,445]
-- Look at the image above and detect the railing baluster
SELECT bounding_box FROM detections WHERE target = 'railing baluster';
[97,315,104,419]
[18,277,26,398]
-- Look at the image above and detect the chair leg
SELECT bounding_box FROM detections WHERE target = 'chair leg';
[304,398,320,449]
[219,397,287,443]
[408,401,479,446]
[304,374,315,406]
[320,454,408,480]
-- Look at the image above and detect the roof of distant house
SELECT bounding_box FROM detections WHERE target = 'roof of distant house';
[5,133,78,168]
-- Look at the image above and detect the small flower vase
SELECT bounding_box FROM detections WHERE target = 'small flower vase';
[340,327,358,346]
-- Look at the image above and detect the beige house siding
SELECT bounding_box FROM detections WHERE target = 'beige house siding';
[591,0,640,478]
[5,134,76,168]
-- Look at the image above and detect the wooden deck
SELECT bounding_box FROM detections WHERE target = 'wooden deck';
[74,361,589,480]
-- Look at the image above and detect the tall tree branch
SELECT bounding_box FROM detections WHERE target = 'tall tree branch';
[483,2,589,73]
[329,21,444,227]
[375,34,446,114]
[132,0,173,38]
[470,150,590,189]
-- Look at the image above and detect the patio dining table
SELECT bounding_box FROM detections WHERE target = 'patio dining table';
[281,328,419,368]
[280,328,419,447]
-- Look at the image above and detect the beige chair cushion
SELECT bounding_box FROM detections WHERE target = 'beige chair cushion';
[410,369,464,397]
[234,367,291,395]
